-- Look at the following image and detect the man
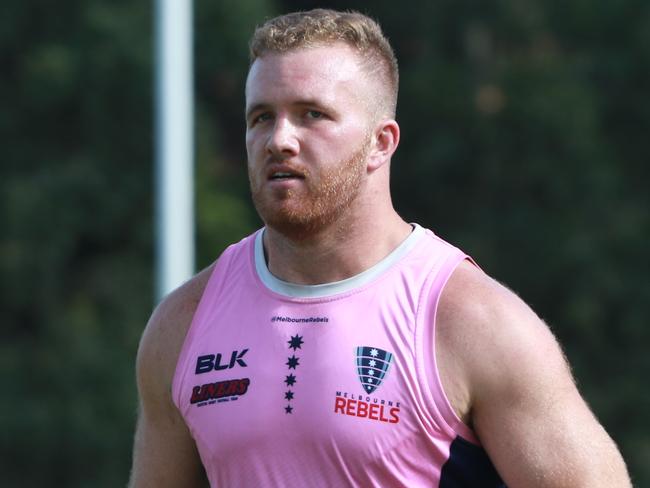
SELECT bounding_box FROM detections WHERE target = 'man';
[129,9,631,487]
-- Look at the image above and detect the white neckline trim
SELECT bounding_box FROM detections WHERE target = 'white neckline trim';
[254,224,424,298]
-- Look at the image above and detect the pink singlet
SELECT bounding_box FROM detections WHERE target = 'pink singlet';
[172,224,505,487]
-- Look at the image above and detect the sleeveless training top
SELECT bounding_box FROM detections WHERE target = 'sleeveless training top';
[172,224,505,487]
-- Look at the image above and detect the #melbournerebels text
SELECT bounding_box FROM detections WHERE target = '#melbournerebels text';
[191,378,250,404]
[334,394,400,423]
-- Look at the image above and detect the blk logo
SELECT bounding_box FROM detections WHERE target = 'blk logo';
[195,349,249,374]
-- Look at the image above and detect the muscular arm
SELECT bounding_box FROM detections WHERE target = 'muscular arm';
[128,267,214,488]
[437,261,631,487]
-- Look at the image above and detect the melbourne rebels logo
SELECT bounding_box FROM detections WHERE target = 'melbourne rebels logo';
[356,346,393,394]
[334,346,400,424]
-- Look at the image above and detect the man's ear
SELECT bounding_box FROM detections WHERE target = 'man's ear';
[367,119,400,172]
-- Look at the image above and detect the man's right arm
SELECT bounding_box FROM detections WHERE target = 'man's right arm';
[128,267,214,488]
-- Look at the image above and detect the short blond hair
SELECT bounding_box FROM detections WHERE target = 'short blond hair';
[249,9,399,117]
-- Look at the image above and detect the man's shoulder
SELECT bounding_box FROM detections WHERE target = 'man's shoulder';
[439,258,554,347]
[438,260,531,329]
[155,264,215,331]
[136,264,216,391]
[140,231,257,361]
[437,259,567,402]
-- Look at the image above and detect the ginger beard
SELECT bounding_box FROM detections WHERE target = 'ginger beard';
[249,137,370,240]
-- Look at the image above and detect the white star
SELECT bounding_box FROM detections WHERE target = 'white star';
[368,378,373,383]
[369,360,377,367]
[368,369,375,376]
[370,349,379,357]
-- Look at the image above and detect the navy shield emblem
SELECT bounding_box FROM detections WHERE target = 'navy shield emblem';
[355,346,393,394]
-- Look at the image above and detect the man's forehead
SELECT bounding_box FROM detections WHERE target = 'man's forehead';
[251,41,362,66]
[248,44,363,85]
[245,44,370,104]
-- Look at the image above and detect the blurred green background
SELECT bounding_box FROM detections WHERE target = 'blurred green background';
[2,0,648,486]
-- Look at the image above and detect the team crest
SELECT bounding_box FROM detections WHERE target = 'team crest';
[355,346,393,394]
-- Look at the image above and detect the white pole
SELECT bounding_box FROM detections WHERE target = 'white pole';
[155,0,194,301]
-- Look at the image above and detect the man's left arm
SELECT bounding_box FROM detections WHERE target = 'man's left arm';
[441,264,631,487]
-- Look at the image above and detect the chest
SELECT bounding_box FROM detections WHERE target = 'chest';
[179,290,425,457]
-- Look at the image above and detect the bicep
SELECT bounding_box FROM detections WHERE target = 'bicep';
[130,402,207,488]
[128,308,208,488]
[468,291,630,487]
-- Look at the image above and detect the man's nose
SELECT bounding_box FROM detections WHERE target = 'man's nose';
[266,116,299,158]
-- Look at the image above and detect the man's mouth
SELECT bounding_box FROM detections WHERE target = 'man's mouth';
[268,169,305,181]
[271,172,295,180]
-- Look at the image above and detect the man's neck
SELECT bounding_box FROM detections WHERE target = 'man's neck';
[263,211,412,285]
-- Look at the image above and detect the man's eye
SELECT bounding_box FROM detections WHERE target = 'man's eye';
[306,110,324,119]
[252,113,272,124]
